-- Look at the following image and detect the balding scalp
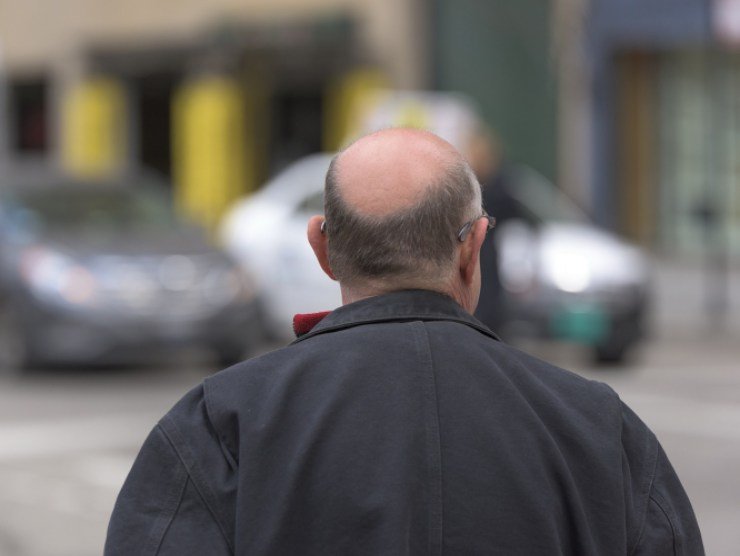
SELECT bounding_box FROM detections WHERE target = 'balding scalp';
[332,129,458,217]
[323,129,481,288]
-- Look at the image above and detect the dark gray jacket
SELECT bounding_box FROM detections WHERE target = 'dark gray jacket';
[105,289,703,555]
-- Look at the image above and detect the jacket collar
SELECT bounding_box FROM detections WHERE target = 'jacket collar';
[291,289,500,344]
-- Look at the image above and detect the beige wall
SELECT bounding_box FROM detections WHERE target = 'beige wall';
[0,0,427,88]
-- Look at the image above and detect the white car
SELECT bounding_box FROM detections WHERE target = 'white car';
[220,155,650,363]
[220,154,342,338]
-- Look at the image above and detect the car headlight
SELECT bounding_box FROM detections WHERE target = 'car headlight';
[158,255,198,291]
[543,249,592,293]
[20,247,99,307]
[202,266,257,306]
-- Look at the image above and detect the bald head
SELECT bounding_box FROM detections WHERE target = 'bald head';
[333,128,464,216]
[320,127,482,294]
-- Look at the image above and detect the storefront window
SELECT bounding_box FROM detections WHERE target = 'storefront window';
[657,50,740,256]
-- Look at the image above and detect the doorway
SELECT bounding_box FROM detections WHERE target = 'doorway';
[134,72,179,180]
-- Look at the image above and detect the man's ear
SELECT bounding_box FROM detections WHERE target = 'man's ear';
[459,217,488,285]
[307,215,337,281]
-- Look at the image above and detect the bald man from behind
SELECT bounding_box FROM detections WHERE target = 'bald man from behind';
[105,129,703,555]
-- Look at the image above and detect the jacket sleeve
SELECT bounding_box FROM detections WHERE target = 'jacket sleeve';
[105,386,236,556]
[620,402,704,556]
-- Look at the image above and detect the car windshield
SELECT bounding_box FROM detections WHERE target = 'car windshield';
[7,184,177,235]
[510,167,590,224]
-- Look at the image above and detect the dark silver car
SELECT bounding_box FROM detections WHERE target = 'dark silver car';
[0,175,262,372]
[493,166,650,363]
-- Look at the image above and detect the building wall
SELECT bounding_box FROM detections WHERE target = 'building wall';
[0,0,429,230]
[0,0,426,88]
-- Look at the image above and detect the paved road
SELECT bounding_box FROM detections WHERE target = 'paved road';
[568,337,740,556]
[0,335,738,556]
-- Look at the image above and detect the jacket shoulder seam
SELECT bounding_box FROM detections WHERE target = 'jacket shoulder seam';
[203,378,239,469]
[636,490,679,556]
[150,471,190,555]
[651,487,684,554]
[159,414,235,554]
[136,425,190,556]
[628,430,660,555]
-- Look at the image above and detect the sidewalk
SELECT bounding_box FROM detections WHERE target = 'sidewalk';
[650,256,740,345]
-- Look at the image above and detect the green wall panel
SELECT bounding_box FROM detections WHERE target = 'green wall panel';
[433,0,557,180]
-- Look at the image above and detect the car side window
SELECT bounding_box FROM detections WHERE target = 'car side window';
[296,191,324,215]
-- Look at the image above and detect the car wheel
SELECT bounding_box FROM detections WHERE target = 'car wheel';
[592,338,631,365]
[0,305,32,375]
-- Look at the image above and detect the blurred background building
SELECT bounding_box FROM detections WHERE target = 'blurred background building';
[0,0,428,230]
[1,0,739,258]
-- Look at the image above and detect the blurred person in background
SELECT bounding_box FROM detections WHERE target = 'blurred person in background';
[105,129,702,555]
[465,126,530,334]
